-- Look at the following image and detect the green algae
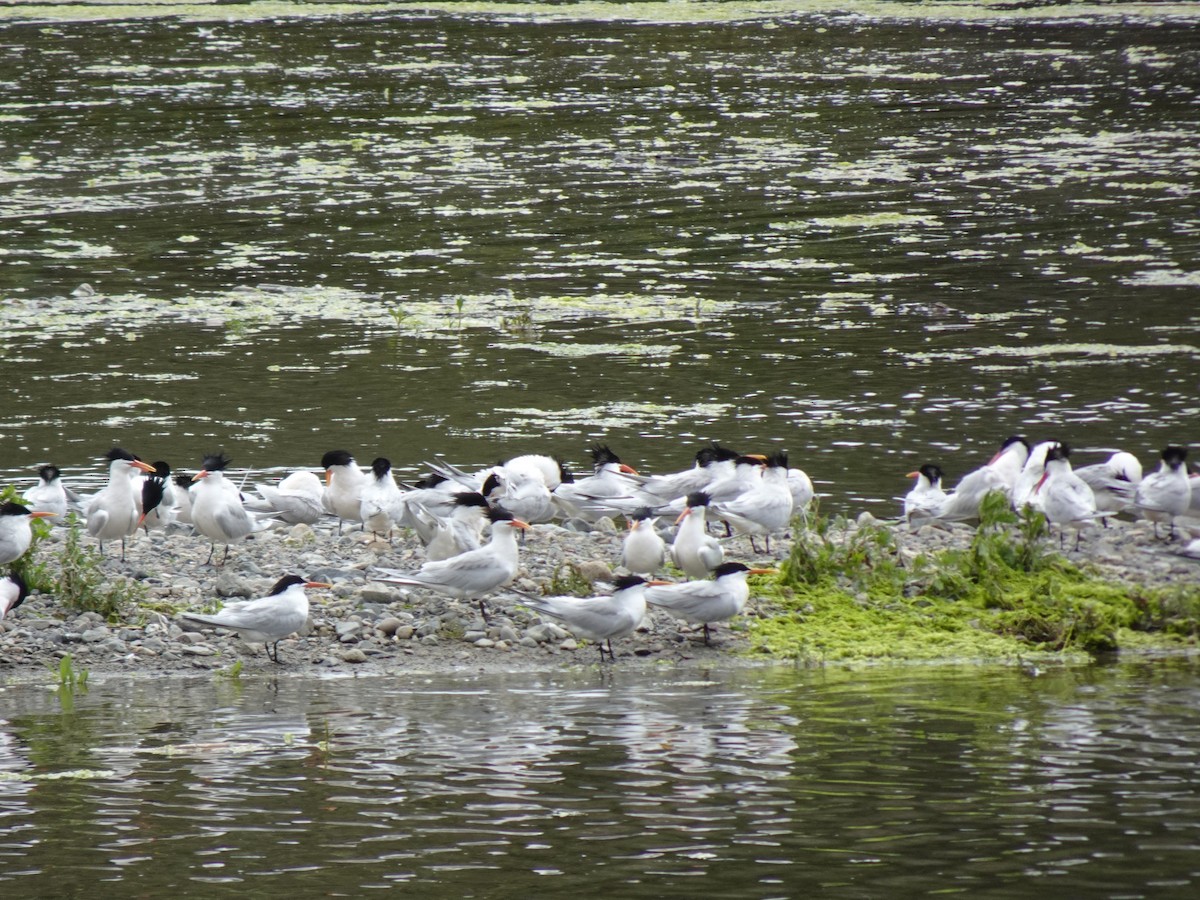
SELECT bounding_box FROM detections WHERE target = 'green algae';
[749,494,1200,666]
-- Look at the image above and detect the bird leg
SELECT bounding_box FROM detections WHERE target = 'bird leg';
[749,536,762,554]
[478,599,491,624]
[702,623,711,646]
[222,544,231,565]
[204,543,215,566]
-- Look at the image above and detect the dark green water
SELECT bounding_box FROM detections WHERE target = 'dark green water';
[1,2,1197,514]
[3,661,1200,896]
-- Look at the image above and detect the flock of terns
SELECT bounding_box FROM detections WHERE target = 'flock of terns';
[1,437,1196,663]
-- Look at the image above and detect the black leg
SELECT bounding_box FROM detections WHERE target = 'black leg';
[479,599,491,624]
[703,623,711,646]
[205,543,215,566]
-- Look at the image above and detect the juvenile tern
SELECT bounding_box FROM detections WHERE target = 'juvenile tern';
[180,574,331,663]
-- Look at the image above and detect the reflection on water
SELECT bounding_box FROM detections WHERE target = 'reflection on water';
[2,662,1200,895]
[0,6,1197,514]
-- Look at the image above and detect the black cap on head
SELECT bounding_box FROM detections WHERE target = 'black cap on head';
[322,449,355,469]
[0,501,33,518]
[454,492,491,510]
[684,490,712,508]
[201,451,232,472]
[590,444,621,467]
[487,506,517,525]
[371,457,392,479]
[713,562,751,577]
[481,472,502,497]
[105,447,138,463]
[152,461,171,479]
[37,464,61,482]
[612,574,648,591]
[765,450,788,469]
[268,574,308,595]
[1000,435,1029,452]
[174,473,193,489]
[629,507,656,521]
[1163,446,1188,467]
[413,472,447,489]
[1045,443,1072,465]
[919,463,944,483]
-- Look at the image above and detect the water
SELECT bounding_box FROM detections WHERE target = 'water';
[2,661,1199,895]
[1,3,1197,515]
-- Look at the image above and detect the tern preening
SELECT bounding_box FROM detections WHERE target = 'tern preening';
[139,461,178,532]
[191,452,257,565]
[180,574,331,663]
[514,574,667,662]
[0,502,55,566]
[372,507,531,621]
[85,448,157,559]
[670,491,725,580]
[645,562,775,645]
[1075,451,1142,524]
[245,470,325,526]
[918,435,1030,523]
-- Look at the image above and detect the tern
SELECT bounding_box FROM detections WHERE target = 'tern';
[1135,446,1191,539]
[172,473,195,525]
[645,562,775,645]
[85,448,157,559]
[1,570,29,621]
[191,452,257,565]
[919,435,1030,523]
[322,449,368,532]
[552,444,640,522]
[1075,451,1142,523]
[1011,441,1061,513]
[621,507,667,575]
[372,507,531,621]
[514,574,667,662]
[484,462,556,526]
[0,502,55,566]
[422,491,491,562]
[903,464,947,526]
[710,450,794,552]
[1034,444,1097,551]
[635,443,741,504]
[139,461,178,532]
[180,575,331,663]
[23,464,78,521]
[360,457,406,540]
[670,491,725,579]
[245,470,325,526]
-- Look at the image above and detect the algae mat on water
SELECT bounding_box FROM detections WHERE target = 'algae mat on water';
[749,495,1200,665]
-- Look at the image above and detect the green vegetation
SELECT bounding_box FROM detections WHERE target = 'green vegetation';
[57,520,147,620]
[750,492,1200,664]
[51,653,89,692]
[0,484,54,591]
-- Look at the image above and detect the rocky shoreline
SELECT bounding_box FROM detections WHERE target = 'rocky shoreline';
[1,512,1197,680]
